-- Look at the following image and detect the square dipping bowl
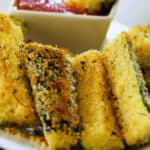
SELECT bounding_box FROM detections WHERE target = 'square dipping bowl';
[10,0,118,53]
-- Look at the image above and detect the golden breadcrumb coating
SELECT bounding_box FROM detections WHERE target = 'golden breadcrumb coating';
[104,32,150,146]
[73,50,123,150]
[128,23,150,92]
[128,23,150,69]
[0,14,40,126]
[22,42,81,149]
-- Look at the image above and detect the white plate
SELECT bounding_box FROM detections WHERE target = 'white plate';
[0,1,149,150]
[0,132,46,150]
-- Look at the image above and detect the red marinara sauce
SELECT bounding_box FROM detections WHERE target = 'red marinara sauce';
[15,0,86,14]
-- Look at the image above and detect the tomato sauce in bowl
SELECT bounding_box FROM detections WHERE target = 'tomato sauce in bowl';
[15,0,116,15]
[11,0,118,52]
[15,0,86,14]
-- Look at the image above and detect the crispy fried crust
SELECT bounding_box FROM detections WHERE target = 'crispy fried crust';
[0,14,39,126]
[128,23,150,69]
[104,32,150,146]
[22,42,81,149]
[128,23,150,92]
[73,50,124,150]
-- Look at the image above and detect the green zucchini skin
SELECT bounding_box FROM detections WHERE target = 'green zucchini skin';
[104,32,150,146]
[22,42,81,149]
[127,35,150,112]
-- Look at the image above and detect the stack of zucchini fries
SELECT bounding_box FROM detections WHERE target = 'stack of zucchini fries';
[0,13,150,150]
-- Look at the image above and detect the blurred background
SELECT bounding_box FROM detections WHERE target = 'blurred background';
[115,0,150,26]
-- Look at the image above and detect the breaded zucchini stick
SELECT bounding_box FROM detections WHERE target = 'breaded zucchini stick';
[0,14,39,126]
[104,32,150,146]
[22,43,80,149]
[128,23,150,69]
[128,24,150,91]
[73,50,124,150]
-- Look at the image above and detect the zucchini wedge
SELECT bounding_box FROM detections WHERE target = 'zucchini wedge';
[104,32,150,146]
[128,23,150,69]
[73,50,124,150]
[22,42,81,149]
[0,14,39,126]
[128,24,150,92]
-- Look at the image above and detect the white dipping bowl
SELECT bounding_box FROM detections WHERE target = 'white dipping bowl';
[10,0,118,53]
